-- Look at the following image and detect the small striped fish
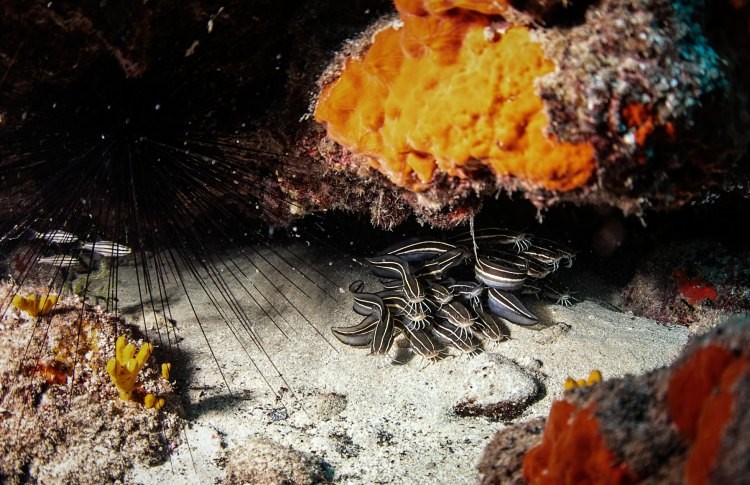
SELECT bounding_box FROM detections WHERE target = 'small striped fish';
[474,254,527,290]
[425,282,453,307]
[28,229,79,244]
[473,309,509,342]
[37,255,80,267]
[413,248,467,279]
[447,281,484,308]
[435,301,475,329]
[365,255,426,312]
[81,240,132,257]
[449,227,531,253]
[398,320,442,359]
[522,244,565,271]
[371,306,395,355]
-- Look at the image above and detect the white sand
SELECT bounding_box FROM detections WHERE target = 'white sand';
[116,241,689,484]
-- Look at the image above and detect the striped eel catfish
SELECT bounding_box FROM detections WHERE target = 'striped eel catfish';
[364,254,427,314]
[413,248,467,279]
[474,253,527,291]
[331,313,380,347]
[449,227,532,253]
[435,300,475,330]
[347,280,396,354]
[425,282,454,308]
[487,288,538,326]
[382,238,461,263]
[430,317,479,353]
[473,309,509,342]
[396,318,442,360]
[447,281,484,309]
[334,230,578,361]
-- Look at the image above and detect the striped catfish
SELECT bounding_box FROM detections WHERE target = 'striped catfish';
[435,300,475,329]
[413,248,467,279]
[522,244,565,271]
[425,282,454,308]
[430,318,478,353]
[398,319,442,359]
[371,306,396,355]
[378,291,431,330]
[486,288,538,326]
[474,254,527,290]
[364,254,426,312]
[448,280,484,308]
[473,309,509,342]
[331,314,379,347]
[449,227,531,252]
[382,238,461,263]
[531,237,576,268]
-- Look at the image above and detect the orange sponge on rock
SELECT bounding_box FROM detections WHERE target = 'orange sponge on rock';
[314,0,595,192]
[522,400,638,485]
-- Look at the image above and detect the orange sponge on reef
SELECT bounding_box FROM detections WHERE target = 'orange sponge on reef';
[668,344,750,484]
[315,0,595,191]
[522,400,638,485]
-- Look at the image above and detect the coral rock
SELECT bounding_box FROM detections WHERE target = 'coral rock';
[522,401,638,485]
[315,2,596,192]
[478,315,750,483]
[312,0,747,227]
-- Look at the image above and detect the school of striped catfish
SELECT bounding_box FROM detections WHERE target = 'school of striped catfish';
[333,228,577,360]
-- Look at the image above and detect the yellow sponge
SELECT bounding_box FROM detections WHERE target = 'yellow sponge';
[12,294,58,317]
[564,369,603,391]
[106,335,153,401]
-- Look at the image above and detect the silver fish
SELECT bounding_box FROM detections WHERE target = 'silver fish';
[37,255,80,266]
[29,229,79,244]
[81,240,132,257]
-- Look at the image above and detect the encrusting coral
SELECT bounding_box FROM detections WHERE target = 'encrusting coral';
[106,335,154,402]
[522,401,638,484]
[315,0,596,192]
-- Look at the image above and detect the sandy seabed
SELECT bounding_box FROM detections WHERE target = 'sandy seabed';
[1,240,688,484]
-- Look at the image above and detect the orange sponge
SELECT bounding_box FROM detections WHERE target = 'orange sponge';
[667,344,750,485]
[315,1,595,191]
[522,400,637,484]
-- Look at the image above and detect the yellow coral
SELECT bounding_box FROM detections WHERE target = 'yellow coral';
[12,293,58,317]
[161,362,171,380]
[106,335,153,401]
[564,369,603,391]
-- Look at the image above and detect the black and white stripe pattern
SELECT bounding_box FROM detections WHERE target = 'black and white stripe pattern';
[334,230,577,360]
